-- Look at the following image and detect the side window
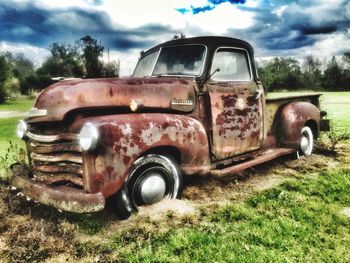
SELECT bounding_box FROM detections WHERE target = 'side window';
[211,48,251,81]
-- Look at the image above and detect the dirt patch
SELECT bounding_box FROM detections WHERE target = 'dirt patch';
[138,199,198,220]
[182,152,343,205]
[250,173,286,191]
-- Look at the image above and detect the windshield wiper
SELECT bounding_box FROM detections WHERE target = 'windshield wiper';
[152,72,195,77]
[195,67,220,85]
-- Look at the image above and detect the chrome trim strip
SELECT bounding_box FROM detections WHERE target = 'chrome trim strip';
[171,99,194,106]
[31,152,82,164]
[27,131,78,143]
[28,108,48,118]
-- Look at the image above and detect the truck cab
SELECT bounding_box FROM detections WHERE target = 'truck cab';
[12,36,327,218]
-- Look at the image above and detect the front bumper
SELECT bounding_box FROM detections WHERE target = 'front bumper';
[11,166,105,213]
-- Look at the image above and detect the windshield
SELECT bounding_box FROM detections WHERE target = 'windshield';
[133,50,158,78]
[133,45,206,78]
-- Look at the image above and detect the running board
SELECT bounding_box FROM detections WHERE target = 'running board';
[210,148,296,177]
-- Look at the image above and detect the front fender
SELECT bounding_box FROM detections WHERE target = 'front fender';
[82,113,210,197]
[277,102,320,148]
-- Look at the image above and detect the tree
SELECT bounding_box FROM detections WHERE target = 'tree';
[302,55,322,89]
[38,42,84,77]
[79,35,104,78]
[10,54,35,95]
[341,52,350,69]
[0,54,12,103]
[12,53,34,78]
[258,57,303,91]
[323,56,343,90]
[20,73,54,94]
[102,59,120,77]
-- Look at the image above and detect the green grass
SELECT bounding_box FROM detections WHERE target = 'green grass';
[111,168,350,262]
[320,92,350,129]
[0,99,32,158]
[0,99,34,112]
[0,118,25,157]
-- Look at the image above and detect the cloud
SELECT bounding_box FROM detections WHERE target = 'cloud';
[84,0,104,5]
[302,25,338,35]
[176,0,246,14]
[0,1,176,51]
[226,0,350,56]
[1,0,350,76]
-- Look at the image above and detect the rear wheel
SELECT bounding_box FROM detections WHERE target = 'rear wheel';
[296,126,314,158]
[114,154,183,219]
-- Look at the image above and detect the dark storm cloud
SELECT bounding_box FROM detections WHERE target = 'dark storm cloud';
[176,0,246,15]
[0,1,175,51]
[227,0,350,55]
[302,25,338,35]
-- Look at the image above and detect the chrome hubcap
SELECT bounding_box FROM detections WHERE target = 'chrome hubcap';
[139,173,166,205]
[300,135,310,153]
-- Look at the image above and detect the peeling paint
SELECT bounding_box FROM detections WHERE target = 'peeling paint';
[209,83,264,159]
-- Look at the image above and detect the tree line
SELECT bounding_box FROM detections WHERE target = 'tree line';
[257,54,350,92]
[1,37,349,103]
[0,35,120,103]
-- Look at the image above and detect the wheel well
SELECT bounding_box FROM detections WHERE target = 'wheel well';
[142,146,181,164]
[305,120,318,139]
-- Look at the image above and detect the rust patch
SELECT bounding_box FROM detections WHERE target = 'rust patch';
[208,82,263,159]
[81,113,210,197]
[216,94,260,139]
[109,87,113,97]
[32,77,196,123]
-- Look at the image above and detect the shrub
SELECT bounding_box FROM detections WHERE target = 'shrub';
[0,141,26,183]
[319,120,350,153]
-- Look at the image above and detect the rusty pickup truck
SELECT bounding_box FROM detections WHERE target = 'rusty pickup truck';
[12,36,328,218]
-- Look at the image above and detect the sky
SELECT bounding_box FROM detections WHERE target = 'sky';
[0,0,349,76]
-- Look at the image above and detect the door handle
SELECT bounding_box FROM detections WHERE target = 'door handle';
[255,88,263,99]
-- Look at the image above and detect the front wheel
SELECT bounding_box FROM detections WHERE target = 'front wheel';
[296,126,314,158]
[113,154,183,219]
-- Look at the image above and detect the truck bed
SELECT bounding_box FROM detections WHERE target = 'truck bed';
[266,92,322,105]
[265,92,323,136]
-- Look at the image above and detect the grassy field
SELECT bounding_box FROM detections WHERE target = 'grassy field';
[115,168,350,262]
[0,99,32,158]
[0,92,349,262]
[0,98,34,112]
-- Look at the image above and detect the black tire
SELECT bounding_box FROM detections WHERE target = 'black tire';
[296,126,314,159]
[113,154,183,219]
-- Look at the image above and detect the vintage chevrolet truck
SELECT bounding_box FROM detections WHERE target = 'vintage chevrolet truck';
[11,36,328,218]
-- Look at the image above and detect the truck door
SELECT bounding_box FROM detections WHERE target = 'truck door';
[207,47,264,160]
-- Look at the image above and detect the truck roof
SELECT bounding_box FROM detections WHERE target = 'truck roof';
[144,36,254,56]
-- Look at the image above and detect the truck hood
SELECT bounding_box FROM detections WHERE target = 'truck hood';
[30,77,196,122]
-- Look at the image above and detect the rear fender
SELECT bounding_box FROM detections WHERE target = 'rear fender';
[82,113,210,197]
[277,102,320,148]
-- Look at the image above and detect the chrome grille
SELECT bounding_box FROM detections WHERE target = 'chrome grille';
[27,131,83,187]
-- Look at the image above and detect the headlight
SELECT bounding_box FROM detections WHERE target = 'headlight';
[16,120,28,139]
[79,122,99,151]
